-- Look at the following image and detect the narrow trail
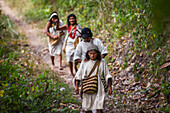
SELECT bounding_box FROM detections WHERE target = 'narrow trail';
[0,0,74,86]
[1,1,168,113]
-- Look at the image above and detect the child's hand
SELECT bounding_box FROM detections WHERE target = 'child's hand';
[53,35,58,39]
[83,59,89,62]
[108,86,112,95]
[77,34,82,38]
[75,85,79,94]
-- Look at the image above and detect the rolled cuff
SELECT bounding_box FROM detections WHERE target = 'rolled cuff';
[72,77,81,88]
[105,75,112,86]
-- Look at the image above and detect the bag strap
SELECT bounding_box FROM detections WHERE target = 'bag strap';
[51,23,61,37]
[64,25,76,41]
[96,60,100,75]
[87,60,100,77]
[68,25,76,37]
[76,28,81,34]
[52,21,60,32]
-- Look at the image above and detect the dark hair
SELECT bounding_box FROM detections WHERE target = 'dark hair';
[67,14,78,27]
[49,11,59,27]
[85,50,101,60]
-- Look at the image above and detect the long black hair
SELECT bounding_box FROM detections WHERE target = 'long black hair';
[85,50,101,60]
[49,11,59,27]
[67,14,78,27]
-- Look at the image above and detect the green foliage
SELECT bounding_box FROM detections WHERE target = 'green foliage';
[159,105,170,113]
[0,14,79,112]
[5,0,170,44]
[24,5,51,23]
[152,0,170,33]
[161,82,170,103]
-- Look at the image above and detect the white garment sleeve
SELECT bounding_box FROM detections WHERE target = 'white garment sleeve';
[59,20,65,33]
[102,59,112,85]
[77,24,82,33]
[60,20,64,26]
[73,61,84,87]
[73,43,82,61]
[94,38,108,55]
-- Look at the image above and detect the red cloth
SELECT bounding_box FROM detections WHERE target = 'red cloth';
[68,26,77,39]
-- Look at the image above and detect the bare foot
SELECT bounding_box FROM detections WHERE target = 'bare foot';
[71,74,75,77]
[51,65,55,70]
[59,66,63,70]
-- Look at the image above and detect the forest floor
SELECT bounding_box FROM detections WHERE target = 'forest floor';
[0,0,74,86]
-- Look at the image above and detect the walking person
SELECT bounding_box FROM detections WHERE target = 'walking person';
[73,44,112,113]
[57,14,82,76]
[74,27,108,65]
[45,12,65,70]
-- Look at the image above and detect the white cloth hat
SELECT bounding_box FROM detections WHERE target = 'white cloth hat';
[87,44,99,51]
[49,13,58,20]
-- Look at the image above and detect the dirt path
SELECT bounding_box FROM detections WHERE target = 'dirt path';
[0,0,74,86]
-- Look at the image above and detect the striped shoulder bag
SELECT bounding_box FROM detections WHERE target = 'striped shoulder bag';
[82,60,100,94]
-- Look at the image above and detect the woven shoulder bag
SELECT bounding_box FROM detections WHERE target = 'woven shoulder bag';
[49,23,61,46]
[82,60,100,94]
[50,31,61,46]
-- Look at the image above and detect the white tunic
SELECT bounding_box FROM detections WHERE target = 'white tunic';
[48,20,64,56]
[65,24,82,62]
[73,59,112,111]
[74,38,108,61]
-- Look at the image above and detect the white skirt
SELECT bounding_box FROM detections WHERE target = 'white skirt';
[65,42,75,62]
[48,39,63,56]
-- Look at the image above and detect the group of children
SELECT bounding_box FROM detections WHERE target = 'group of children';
[45,12,112,113]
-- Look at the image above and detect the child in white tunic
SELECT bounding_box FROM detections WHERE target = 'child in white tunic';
[74,44,112,113]
[56,14,82,76]
[65,24,82,63]
[74,27,108,64]
[45,12,65,70]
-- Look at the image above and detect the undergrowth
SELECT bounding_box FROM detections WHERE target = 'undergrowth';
[0,13,79,112]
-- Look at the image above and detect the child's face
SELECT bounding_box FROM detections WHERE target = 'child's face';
[52,17,59,24]
[69,16,76,25]
[83,37,91,42]
[88,50,97,60]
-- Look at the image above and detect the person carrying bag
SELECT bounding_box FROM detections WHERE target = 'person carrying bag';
[73,44,112,113]
[45,12,65,70]
[62,25,76,53]
[56,14,82,76]
[82,60,100,94]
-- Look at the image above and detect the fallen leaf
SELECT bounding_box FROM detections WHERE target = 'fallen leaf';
[0,60,4,63]
[21,50,24,53]
[160,62,170,69]
[60,103,67,106]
